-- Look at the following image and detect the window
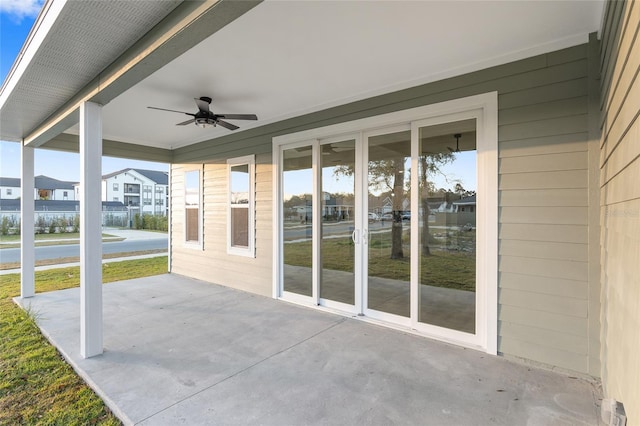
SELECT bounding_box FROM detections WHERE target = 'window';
[63,191,68,200]
[124,184,140,194]
[143,185,152,205]
[113,197,119,202]
[6,189,12,196]
[113,183,119,191]
[228,155,255,256]
[185,168,202,246]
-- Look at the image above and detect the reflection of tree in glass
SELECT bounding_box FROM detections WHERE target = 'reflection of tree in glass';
[419,152,455,256]
[334,152,456,259]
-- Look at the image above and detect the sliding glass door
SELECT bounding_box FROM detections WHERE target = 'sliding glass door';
[275,94,497,353]
[365,128,412,322]
[416,119,477,334]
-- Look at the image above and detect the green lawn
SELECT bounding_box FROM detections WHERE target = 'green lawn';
[0,256,168,425]
[285,234,476,292]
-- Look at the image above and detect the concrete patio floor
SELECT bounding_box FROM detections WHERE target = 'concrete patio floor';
[15,274,603,425]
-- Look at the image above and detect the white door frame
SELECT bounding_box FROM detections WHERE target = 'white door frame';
[272,92,497,354]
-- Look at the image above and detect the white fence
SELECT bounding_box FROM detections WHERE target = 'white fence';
[0,210,129,232]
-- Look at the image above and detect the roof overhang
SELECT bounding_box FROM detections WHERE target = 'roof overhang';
[0,0,605,158]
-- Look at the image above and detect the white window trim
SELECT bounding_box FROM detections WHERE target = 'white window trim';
[183,166,203,249]
[227,155,255,257]
[272,92,498,355]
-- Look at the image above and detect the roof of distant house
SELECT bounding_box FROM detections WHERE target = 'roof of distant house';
[453,195,477,205]
[35,175,76,190]
[0,175,76,190]
[102,168,168,185]
[0,177,20,187]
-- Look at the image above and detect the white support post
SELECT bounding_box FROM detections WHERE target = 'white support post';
[80,101,103,358]
[20,144,35,298]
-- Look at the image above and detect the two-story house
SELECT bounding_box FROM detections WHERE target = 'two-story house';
[0,175,75,200]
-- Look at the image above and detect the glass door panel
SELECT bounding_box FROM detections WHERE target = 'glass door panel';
[366,130,411,317]
[320,140,356,305]
[282,146,313,297]
[417,119,477,333]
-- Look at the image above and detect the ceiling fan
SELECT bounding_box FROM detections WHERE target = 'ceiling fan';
[147,96,257,130]
[448,133,462,153]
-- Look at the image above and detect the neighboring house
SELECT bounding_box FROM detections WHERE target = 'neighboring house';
[1,1,637,421]
[0,175,75,200]
[0,177,20,199]
[75,168,169,216]
[453,195,476,213]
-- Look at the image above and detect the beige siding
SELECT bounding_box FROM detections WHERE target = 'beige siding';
[171,155,272,297]
[599,0,640,419]
[170,42,602,375]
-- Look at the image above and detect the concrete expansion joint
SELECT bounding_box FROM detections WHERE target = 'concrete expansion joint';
[135,317,347,424]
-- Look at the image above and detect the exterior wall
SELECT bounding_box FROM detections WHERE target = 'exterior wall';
[599,0,640,419]
[52,188,73,200]
[1,186,74,200]
[171,153,272,296]
[0,186,20,199]
[171,42,601,374]
[103,171,169,216]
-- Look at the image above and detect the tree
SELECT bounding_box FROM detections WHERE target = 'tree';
[419,152,455,256]
[335,150,455,259]
[337,157,409,259]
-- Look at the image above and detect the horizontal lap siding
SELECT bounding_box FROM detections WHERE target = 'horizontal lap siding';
[171,43,598,373]
[493,42,596,373]
[599,0,640,419]
[171,155,272,297]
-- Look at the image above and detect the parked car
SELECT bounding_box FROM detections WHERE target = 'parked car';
[381,213,393,221]
[368,212,379,221]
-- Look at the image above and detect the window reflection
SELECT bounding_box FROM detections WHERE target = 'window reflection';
[418,119,477,333]
[282,146,313,296]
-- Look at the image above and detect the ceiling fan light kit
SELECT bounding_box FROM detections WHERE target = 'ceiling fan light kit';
[448,133,462,153]
[147,96,257,130]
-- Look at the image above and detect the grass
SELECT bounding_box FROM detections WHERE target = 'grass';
[0,256,168,425]
[285,232,476,292]
[0,249,168,271]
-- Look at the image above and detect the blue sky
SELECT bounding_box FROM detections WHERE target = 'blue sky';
[0,0,168,182]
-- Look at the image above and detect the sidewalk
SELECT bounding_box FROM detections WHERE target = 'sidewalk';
[100,227,167,241]
[0,252,167,275]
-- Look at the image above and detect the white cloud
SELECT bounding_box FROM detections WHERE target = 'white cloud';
[0,0,44,23]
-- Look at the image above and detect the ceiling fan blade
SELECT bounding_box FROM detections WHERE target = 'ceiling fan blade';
[148,106,194,116]
[176,119,196,126]
[216,119,239,131]
[195,97,211,113]
[216,114,257,121]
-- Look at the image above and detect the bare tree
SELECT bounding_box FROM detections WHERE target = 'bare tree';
[419,152,455,256]
[335,151,454,259]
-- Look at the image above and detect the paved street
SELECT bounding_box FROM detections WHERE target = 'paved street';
[0,228,167,265]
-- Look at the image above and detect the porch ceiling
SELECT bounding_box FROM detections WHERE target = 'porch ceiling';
[1,0,604,152]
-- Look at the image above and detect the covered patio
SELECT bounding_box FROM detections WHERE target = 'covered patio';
[16,274,602,425]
